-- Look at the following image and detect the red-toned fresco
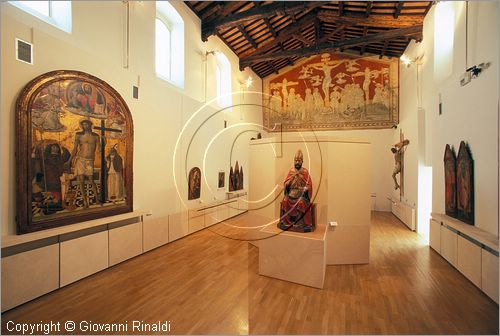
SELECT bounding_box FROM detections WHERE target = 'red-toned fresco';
[263,53,399,131]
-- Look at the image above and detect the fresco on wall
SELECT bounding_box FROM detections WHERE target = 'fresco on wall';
[188,167,201,200]
[456,141,474,225]
[263,53,399,131]
[444,144,457,218]
[16,70,133,234]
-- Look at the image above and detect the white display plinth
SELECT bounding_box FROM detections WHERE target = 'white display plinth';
[258,224,327,288]
[249,135,372,271]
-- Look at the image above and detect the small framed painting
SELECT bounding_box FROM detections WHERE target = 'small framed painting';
[218,171,225,189]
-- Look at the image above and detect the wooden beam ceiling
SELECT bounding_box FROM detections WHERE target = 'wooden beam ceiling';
[240,25,423,69]
[185,1,434,78]
[316,10,424,28]
[239,12,318,58]
[202,1,324,41]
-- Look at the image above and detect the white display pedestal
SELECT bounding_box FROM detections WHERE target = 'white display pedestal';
[249,135,372,287]
[258,224,327,288]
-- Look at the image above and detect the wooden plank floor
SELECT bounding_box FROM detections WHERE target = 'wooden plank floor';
[2,211,498,334]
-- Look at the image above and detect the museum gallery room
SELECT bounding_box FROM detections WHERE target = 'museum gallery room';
[1,0,499,334]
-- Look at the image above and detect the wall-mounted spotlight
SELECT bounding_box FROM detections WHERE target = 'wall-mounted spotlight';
[400,54,412,66]
[400,54,424,67]
[460,62,491,86]
[205,50,219,57]
[244,76,253,89]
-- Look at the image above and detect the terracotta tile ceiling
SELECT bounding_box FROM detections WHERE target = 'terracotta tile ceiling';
[185,1,433,78]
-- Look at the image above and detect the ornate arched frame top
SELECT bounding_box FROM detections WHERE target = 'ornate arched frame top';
[16,70,133,234]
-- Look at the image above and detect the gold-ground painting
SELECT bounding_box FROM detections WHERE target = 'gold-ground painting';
[16,70,133,234]
[263,52,399,131]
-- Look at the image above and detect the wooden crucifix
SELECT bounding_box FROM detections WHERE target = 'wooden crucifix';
[94,120,123,204]
[391,130,410,198]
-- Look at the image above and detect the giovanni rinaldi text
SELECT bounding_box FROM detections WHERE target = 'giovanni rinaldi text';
[6,320,172,334]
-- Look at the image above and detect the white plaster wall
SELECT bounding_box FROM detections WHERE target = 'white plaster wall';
[400,1,499,236]
[248,136,372,227]
[281,129,395,212]
[0,1,262,235]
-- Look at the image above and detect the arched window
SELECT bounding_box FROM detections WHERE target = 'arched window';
[155,18,171,79]
[434,1,455,80]
[10,1,72,33]
[216,52,231,107]
[156,1,184,88]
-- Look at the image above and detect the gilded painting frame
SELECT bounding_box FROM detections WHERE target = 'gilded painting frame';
[444,144,457,218]
[16,70,133,234]
[456,141,474,225]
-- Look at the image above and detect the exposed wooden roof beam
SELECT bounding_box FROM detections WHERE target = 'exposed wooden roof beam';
[263,18,277,38]
[220,2,246,17]
[268,61,279,75]
[317,10,424,28]
[199,3,222,20]
[318,24,348,44]
[366,2,373,18]
[338,1,344,16]
[279,42,294,67]
[394,2,404,19]
[202,1,324,41]
[315,17,323,41]
[424,2,434,16]
[240,12,317,58]
[360,26,368,55]
[240,25,423,68]
[339,28,346,52]
[293,32,312,47]
[237,24,257,49]
[380,40,389,58]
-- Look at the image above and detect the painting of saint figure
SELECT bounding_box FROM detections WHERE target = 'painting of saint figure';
[188,167,201,200]
[264,53,398,131]
[444,144,457,218]
[456,141,474,225]
[16,70,133,234]
[218,171,225,189]
[106,144,125,202]
[31,141,71,215]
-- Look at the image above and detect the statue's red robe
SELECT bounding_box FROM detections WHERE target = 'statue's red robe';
[280,167,313,227]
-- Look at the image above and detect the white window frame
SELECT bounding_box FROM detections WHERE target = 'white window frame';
[215,52,232,108]
[9,1,72,33]
[156,1,184,89]
[155,17,172,80]
[433,1,455,81]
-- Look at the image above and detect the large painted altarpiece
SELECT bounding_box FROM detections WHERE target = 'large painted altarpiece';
[263,53,399,131]
[16,70,133,233]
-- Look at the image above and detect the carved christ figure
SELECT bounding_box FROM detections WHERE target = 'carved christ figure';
[391,139,410,190]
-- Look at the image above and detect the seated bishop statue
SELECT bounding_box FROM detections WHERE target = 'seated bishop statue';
[278,149,315,232]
